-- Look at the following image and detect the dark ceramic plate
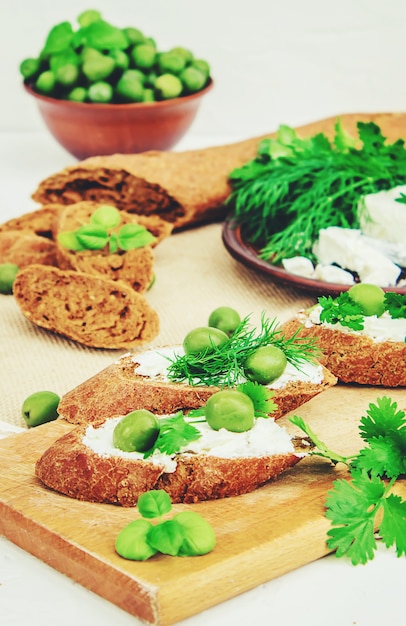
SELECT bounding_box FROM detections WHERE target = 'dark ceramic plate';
[222,218,406,296]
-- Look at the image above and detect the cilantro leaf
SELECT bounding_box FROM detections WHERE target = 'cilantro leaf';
[236,380,276,417]
[354,437,405,479]
[318,292,364,330]
[325,471,385,565]
[380,494,406,557]
[395,192,406,205]
[383,292,406,319]
[143,412,201,458]
[359,397,406,441]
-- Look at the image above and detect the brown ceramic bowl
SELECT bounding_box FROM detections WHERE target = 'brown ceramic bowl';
[24,79,213,160]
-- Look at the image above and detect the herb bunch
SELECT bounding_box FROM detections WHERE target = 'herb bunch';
[226,120,406,264]
[318,291,406,331]
[166,314,320,387]
[290,397,406,565]
[57,204,156,253]
[115,490,216,560]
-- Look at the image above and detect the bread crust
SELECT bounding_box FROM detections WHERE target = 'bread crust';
[282,318,406,386]
[57,352,337,425]
[0,230,57,267]
[32,113,406,230]
[13,265,159,349]
[35,424,308,505]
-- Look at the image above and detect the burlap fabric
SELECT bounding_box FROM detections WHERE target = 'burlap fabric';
[0,222,314,429]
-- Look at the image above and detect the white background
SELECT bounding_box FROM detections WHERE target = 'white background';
[1,2,406,626]
[2,0,406,140]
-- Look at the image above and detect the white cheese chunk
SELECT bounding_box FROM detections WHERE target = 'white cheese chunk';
[358,185,406,245]
[313,227,401,286]
[282,256,315,277]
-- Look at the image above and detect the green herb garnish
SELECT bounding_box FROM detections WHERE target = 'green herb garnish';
[384,292,406,319]
[143,411,201,458]
[317,290,406,330]
[115,490,216,560]
[166,313,320,387]
[236,380,277,418]
[227,119,406,263]
[318,292,365,330]
[290,397,406,565]
[57,205,156,253]
[395,192,406,204]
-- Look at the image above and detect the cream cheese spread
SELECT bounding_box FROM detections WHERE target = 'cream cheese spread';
[82,414,297,473]
[130,345,324,387]
[302,306,406,343]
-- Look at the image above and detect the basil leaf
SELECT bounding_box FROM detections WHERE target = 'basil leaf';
[91,205,121,229]
[147,519,184,556]
[117,223,156,250]
[137,490,172,519]
[75,224,109,250]
[57,231,86,251]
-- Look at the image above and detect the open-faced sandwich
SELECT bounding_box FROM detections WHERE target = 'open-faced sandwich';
[57,307,337,424]
[282,284,406,386]
[35,387,313,505]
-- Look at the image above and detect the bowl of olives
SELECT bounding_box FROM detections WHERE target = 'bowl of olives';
[21,9,213,159]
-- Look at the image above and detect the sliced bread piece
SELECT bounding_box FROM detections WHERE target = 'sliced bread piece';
[12,264,159,349]
[35,414,311,505]
[0,230,57,267]
[57,345,337,425]
[282,308,406,386]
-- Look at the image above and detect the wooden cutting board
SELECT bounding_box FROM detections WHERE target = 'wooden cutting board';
[1,384,405,625]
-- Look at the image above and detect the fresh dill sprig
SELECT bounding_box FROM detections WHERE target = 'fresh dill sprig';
[226,120,406,264]
[166,313,320,387]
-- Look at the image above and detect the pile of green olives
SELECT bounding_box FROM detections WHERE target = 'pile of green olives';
[20,9,212,104]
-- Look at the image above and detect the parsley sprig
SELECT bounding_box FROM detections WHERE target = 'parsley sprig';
[290,397,406,564]
[318,291,406,331]
[166,313,320,387]
[143,411,201,458]
[227,120,406,263]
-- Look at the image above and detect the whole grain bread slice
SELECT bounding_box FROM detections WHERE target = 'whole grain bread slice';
[35,420,310,505]
[13,264,159,349]
[0,230,57,267]
[281,317,406,386]
[57,349,337,425]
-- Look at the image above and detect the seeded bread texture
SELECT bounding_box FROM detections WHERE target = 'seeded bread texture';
[13,264,159,349]
[282,317,406,387]
[57,350,337,425]
[35,423,309,505]
[0,204,63,238]
[31,113,405,230]
[0,230,57,267]
[54,201,169,293]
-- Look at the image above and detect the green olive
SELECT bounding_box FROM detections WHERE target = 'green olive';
[208,306,241,337]
[244,345,287,384]
[183,326,229,356]
[205,389,255,432]
[0,263,19,294]
[22,391,60,428]
[113,410,160,452]
[174,511,216,556]
[348,283,386,317]
[115,519,157,561]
